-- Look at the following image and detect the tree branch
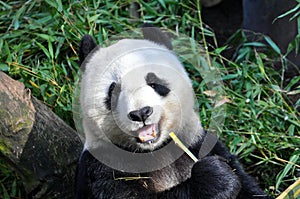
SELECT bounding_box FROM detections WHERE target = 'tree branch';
[0,71,83,198]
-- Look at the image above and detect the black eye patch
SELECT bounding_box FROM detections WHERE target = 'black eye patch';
[145,72,170,97]
[104,82,116,110]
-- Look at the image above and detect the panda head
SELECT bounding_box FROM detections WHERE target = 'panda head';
[79,27,202,152]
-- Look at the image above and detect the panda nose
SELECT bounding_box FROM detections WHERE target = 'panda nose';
[128,106,153,122]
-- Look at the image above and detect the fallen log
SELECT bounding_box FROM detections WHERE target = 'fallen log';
[0,71,83,198]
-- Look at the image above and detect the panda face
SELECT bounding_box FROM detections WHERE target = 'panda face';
[100,62,185,151]
[107,68,180,151]
[81,39,197,152]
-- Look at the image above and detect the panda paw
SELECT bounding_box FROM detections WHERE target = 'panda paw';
[190,156,241,199]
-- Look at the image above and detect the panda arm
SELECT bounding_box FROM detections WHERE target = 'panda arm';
[75,150,150,199]
[211,141,273,199]
[189,155,242,199]
[154,154,241,199]
[157,141,241,199]
[186,139,272,199]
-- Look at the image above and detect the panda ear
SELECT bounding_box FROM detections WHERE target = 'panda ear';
[142,24,172,50]
[78,34,97,70]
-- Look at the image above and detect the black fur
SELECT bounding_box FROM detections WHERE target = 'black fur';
[78,34,97,71]
[145,72,170,97]
[142,24,173,50]
[75,136,272,199]
[104,82,116,110]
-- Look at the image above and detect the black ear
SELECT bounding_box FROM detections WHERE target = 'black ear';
[78,34,97,69]
[142,24,172,50]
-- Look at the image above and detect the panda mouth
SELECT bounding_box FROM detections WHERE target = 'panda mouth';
[133,124,159,144]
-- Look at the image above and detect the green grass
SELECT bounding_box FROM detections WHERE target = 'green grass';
[0,158,25,199]
[0,0,299,198]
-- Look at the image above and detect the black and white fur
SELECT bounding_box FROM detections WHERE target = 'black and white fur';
[75,27,272,199]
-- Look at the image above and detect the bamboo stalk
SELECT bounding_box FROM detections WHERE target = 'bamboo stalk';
[169,132,198,162]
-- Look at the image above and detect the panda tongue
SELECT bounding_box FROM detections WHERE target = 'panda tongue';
[137,124,156,142]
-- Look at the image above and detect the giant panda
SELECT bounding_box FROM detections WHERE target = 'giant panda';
[74,26,272,199]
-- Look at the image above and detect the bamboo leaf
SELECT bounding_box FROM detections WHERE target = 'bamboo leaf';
[255,50,270,81]
[276,154,299,190]
[48,40,54,59]
[264,36,281,54]
[56,0,63,12]
[275,4,300,20]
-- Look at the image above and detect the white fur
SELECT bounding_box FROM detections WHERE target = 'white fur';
[80,39,203,151]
